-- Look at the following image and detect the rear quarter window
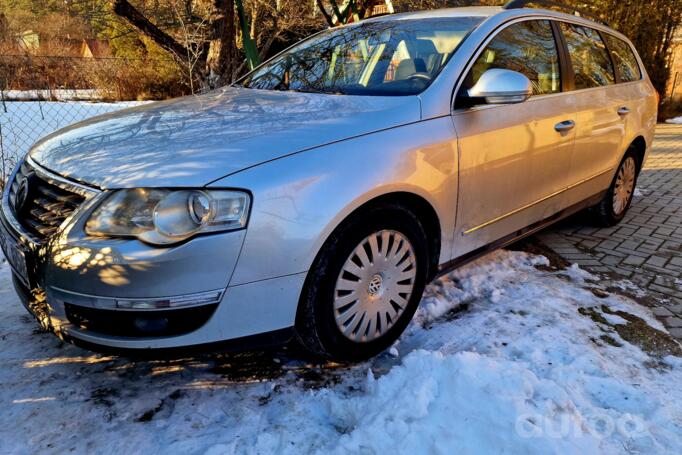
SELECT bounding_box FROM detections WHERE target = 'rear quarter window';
[603,34,642,82]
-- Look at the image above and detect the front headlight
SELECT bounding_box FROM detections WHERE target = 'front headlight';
[85,189,250,245]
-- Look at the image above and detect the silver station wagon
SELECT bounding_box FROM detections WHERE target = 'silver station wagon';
[1,3,657,360]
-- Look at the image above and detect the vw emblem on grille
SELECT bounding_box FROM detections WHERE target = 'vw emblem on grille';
[14,174,31,213]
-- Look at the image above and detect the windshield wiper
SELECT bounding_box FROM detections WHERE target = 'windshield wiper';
[289,87,346,95]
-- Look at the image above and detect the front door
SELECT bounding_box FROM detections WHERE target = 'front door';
[451,19,575,257]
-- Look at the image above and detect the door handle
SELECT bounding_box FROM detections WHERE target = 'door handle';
[617,107,630,117]
[554,120,575,133]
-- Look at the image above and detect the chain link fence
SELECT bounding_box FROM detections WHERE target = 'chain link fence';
[0,99,144,183]
[0,55,183,188]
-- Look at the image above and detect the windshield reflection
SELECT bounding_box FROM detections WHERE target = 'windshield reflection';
[239,17,483,96]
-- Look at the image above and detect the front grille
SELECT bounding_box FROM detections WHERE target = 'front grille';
[8,161,86,240]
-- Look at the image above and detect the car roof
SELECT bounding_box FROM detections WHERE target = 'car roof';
[366,6,625,41]
[369,6,503,21]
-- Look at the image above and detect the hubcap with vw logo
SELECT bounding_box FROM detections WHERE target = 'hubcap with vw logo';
[333,229,417,343]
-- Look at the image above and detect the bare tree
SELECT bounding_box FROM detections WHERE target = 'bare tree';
[111,0,237,87]
[168,1,210,91]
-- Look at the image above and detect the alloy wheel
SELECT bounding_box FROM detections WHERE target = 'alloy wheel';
[613,156,636,215]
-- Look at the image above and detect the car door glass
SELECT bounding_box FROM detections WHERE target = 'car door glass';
[468,20,561,96]
[602,35,642,82]
[560,23,615,89]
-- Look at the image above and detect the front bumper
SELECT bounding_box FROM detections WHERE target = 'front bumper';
[1,162,304,351]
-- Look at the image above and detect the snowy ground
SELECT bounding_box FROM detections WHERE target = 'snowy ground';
[2,245,682,454]
[2,90,102,101]
[0,101,146,163]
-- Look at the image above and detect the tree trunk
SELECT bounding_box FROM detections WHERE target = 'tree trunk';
[113,0,242,89]
[205,0,236,86]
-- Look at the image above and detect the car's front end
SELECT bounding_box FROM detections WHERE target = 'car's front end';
[0,155,304,351]
[0,78,429,352]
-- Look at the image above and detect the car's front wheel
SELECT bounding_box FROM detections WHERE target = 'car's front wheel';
[296,204,429,361]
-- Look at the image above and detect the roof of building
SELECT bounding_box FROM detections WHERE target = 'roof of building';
[81,39,111,58]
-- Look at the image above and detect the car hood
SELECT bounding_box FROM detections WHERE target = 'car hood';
[29,87,421,188]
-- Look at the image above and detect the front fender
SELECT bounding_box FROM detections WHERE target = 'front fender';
[210,117,459,286]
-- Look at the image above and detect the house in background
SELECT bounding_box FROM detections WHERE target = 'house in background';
[80,39,111,58]
[368,0,394,17]
[13,30,93,57]
[17,30,39,53]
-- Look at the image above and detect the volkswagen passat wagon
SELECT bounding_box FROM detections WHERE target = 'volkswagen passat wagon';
[1,6,656,360]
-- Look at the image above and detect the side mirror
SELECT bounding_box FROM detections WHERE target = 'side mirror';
[467,69,533,105]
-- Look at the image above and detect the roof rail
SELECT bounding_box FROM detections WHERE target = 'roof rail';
[503,0,609,26]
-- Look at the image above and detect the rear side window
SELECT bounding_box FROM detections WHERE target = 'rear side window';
[603,34,642,82]
[560,23,615,90]
[468,20,561,95]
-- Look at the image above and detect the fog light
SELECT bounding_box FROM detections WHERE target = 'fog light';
[133,316,169,333]
[115,289,224,310]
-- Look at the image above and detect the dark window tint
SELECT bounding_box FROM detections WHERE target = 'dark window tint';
[560,23,615,89]
[469,20,561,95]
[603,34,642,82]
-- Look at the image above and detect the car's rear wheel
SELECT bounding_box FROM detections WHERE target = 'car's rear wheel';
[296,204,429,361]
[590,147,639,227]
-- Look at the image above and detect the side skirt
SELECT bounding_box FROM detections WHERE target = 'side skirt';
[434,191,606,280]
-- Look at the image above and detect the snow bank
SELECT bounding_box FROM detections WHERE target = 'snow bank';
[1,250,681,454]
[2,89,102,101]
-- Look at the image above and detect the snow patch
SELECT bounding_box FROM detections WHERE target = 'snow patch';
[2,89,103,101]
[611,279,648,299]
[1,250,681,454]
[563,263,598,283]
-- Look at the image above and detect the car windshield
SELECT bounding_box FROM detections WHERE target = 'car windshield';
[238,17,483,96]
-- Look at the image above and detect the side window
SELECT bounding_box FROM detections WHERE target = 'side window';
[468,20,561,96]
[560,23,615,89]
[603,34,642,82]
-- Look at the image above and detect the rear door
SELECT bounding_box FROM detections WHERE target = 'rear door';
[451,19,575,257]
[600,33,653,161]
[557,22,626,207]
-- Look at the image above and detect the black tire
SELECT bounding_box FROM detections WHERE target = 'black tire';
[295,203,429,362]
[589,147,639,227]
